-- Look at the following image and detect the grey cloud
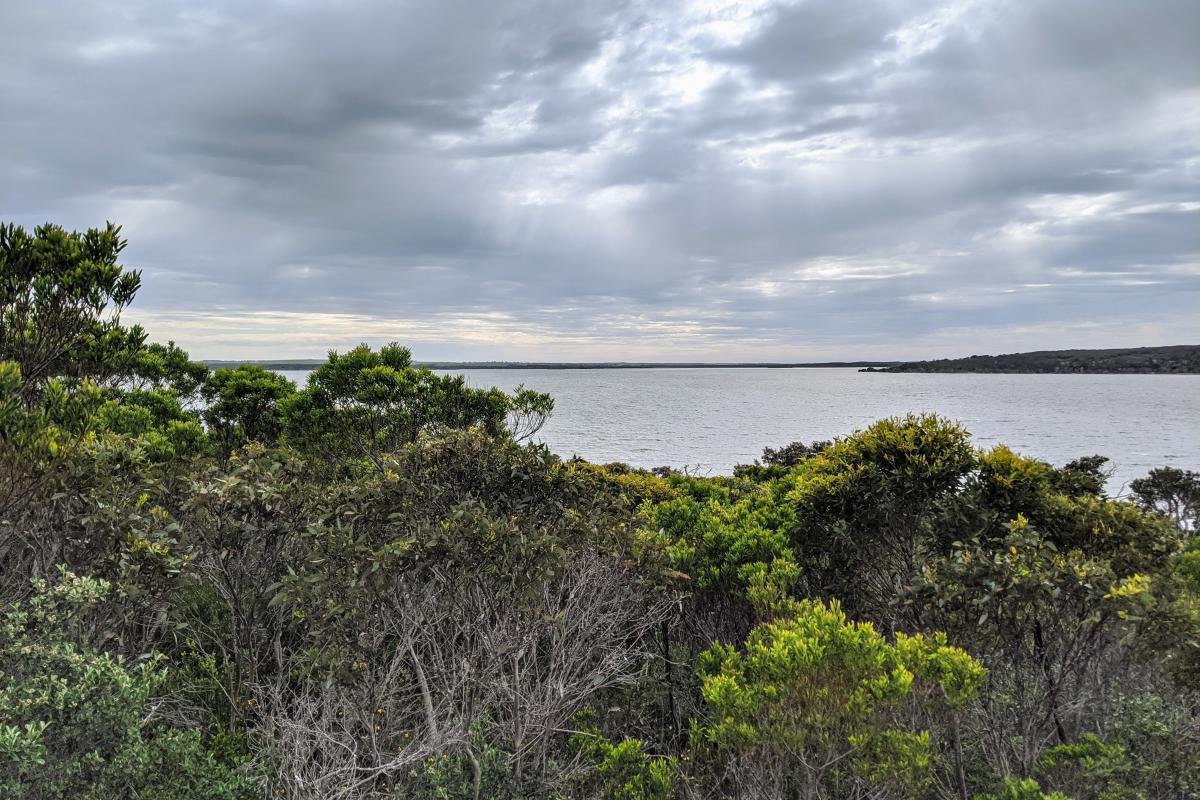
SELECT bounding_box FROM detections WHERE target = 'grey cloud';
[716,0,905,82]
[1,0,1197,359]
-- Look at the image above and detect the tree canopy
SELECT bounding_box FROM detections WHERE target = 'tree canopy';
[1,221,1197,800]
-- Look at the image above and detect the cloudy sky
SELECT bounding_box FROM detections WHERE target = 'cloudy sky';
[3,0,1197,360]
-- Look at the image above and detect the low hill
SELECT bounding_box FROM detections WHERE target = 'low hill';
[862,345,1200,374]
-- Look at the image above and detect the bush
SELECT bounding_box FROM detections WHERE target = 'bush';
[0,571,253,799]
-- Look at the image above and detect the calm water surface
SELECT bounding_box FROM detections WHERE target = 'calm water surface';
[281,368,1199,495]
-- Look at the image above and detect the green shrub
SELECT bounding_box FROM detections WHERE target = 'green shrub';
[0,571,254,799]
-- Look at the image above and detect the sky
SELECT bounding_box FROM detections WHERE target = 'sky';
[2,0,1198,361]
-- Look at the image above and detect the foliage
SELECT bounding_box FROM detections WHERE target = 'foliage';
[915,509,1181,782]
[1035,734,1141,800]
[125,340,210,399]
[0,571,253,799]
[0,222,144,400]
[571,727,677,800]
[784,414,977,624]
[762,439,832,467]
[734,438,833,478]
[1052,455,1110,498]
[94,387,208,461]
[0,361,103,517]
[696,598,984,799]
[1130,467,1199,533]
[1137,535,1200,688]
[506,383,555,442]
[203,364,297,453]
[653,488,793,595]
[280,343,551,474]
[974,778,1070,800]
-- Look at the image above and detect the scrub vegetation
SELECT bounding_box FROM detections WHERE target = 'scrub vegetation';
[3,223,1198,799]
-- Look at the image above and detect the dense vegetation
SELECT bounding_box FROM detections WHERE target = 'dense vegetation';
[2,222,1199,799]
[861,346,1200,374]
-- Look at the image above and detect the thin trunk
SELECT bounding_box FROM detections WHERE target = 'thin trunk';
[408,639,438,738]
[952,717,969,800]
[1033,621,1068,744]
[662,619,679,741]
[465,747,482,800]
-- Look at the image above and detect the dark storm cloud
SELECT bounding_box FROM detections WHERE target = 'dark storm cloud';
[1,0,1196,359]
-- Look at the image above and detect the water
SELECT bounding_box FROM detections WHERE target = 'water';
[279,368,1200,495]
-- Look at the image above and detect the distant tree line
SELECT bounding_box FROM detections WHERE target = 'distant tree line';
[862,346,1200,374]
[2,222,1199,799]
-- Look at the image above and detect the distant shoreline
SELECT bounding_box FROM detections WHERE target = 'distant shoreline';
[860,345,1200,375]
[203,360,900,371]
[203,345,1200,375]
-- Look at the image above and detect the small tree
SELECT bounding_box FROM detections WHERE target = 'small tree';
[281,343,550,474]
[124,340,210,400]
[0,222,145,403]
[506,384,554,442]
[915,513,1173,779]
[202,364,297,454]
[1130,467,1199,533]
[785,415,977,627]
[697,598,984,800]
[762,440,832,468]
